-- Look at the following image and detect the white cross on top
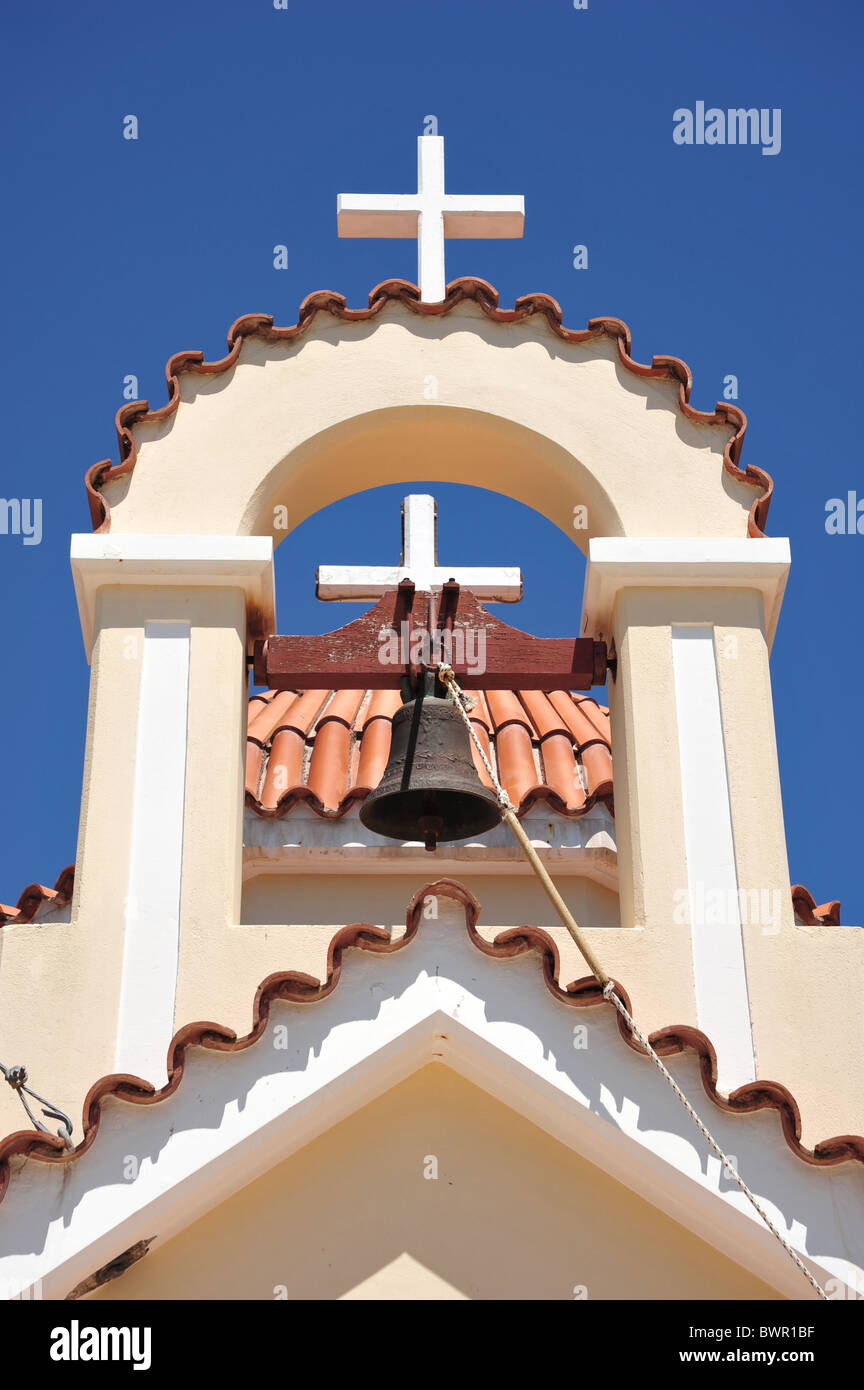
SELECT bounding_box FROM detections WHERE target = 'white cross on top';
[337,135,525,303]
[316,494,523,602]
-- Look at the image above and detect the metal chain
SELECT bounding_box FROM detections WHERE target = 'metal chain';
[437,662,829,1301]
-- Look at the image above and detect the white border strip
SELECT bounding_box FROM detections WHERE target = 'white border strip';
[70,533,275,658]
[671,625,756,1091]
[581,537,791,647]
[115,622,190,1085]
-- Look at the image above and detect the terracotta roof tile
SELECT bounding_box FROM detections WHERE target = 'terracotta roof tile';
[0,867,74,926]
[306,691,365,810]
[355,689,402,790]
[246,686,614,820]
[2,709,842,930]
[85,278,771,539]
[465,694,495,792]
[2,879,858,1212]
[246,689,299,743]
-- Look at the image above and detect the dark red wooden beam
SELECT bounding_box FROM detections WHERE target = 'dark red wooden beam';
[253,586,608,692]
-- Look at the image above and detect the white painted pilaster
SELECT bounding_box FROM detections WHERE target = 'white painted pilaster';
[671,626,756,1091]
[115,622,190,1085]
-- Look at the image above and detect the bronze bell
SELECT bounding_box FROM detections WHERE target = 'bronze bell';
[360,678,502,851]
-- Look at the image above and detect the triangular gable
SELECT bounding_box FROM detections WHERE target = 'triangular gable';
[1,885,860,1301]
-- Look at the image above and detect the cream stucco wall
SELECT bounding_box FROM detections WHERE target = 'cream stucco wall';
[86,1065,781,1301]
[102,303,755,547]
[240,871,621,929]
[608,584,864,1146]
[0,584,247,1141]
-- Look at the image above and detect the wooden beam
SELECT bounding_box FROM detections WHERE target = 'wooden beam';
[254,587,608,692]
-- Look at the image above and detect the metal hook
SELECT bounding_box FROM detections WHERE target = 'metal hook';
[1,1061,73,1147]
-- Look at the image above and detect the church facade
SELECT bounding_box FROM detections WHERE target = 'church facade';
[1,172,862,1298]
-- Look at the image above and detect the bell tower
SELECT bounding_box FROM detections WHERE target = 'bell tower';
[0,263,851,1176]
[0,135,861,1307]
[0,277,830,1112]
[59,272,790,1078]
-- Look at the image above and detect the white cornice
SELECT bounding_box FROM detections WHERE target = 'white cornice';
[580,537,791,647]
[70,534,276,658]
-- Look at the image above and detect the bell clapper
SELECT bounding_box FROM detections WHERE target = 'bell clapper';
[418,813,444,852]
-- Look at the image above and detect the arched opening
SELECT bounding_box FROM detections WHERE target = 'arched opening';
[266,480,590,649]
[240,406,623,553]
[242,483,618,931]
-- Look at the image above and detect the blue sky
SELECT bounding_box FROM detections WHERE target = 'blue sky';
[0,0,861,921]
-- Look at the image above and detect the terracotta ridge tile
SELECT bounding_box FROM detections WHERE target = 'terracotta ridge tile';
[791,884,842,926]
[84,278,770,538]
[1,878,858,1212]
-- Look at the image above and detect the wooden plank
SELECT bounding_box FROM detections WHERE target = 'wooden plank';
[254,587,608,692]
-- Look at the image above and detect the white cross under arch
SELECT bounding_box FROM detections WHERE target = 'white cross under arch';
[337,135,525,304]
[316,494,522,602]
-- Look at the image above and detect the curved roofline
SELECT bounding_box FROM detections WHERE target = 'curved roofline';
[0,879,858,1209]
[84,277,772,537]
[0,866,74,926]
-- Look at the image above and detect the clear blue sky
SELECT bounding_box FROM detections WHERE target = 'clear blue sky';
[1,0,861,920]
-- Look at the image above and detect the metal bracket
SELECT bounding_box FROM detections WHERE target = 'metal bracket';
[1,1060,74,1146]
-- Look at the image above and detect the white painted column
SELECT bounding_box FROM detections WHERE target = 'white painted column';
[581,539,791,1083]
[671,626,756,1091]
[115,622,190,1084]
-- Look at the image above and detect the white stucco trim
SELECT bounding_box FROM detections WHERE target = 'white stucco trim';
[241,849,618,892]
[242,804,618,888]
[580,537,791,646]
[2,911,858,1302]
[70,534,276,658]
[671,625,756,1092]
[114,622,190,1087]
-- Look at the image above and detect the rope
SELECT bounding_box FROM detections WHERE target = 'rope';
[436,662,828,1301]
[602,984,827,1299]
